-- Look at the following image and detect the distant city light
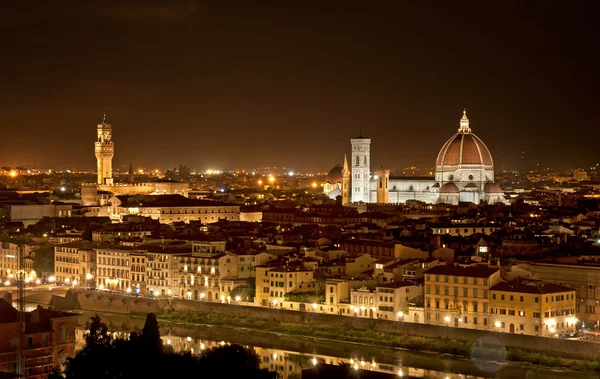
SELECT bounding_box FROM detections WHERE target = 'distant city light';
[220,188,225,193]
[288,171,294,176]
[9,170,17,178]
[60,186,66,192]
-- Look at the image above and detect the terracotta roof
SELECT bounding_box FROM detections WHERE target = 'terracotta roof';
[439,182,459,194]
[484,182,503,193]
[436,133,493,166]
[490,280,575,294]
[377,280,415,289]
[425,265,499,278]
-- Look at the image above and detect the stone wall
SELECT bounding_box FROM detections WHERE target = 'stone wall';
[56,290,600,360]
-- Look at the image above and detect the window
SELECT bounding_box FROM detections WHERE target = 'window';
[520,296,524,302]
[60,325,68,340]
[508,310,515,316]
[492,293,496,300]
[473,289,478,298]
[501,294,505,301]
[27,336,33,347]
[500,309,507,315]
[444,287,449,296]
[463,288,468,297]
[533,312,541,318]
[535,297,539,303]
[510,295,514,301]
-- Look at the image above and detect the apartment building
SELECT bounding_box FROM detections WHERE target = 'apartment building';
[95,247,135,291]
[424,265,501,330]
[490,280,577,337]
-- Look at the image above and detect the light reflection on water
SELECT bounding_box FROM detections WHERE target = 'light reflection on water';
[75,328,487,379]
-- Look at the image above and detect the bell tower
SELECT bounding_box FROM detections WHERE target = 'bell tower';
[341,154,350,206]
[94,114,114,185]
[351,133,371,203]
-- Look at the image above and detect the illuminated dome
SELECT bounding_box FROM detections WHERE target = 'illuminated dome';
[436,111,493,166]
[434,110,495,188]
[439,182,459,194]
[484,182,503,193]
[326,164,343,184]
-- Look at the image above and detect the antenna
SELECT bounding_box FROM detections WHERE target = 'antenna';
[16,244,25,376]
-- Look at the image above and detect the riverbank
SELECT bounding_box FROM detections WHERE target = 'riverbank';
[149,309,600,374]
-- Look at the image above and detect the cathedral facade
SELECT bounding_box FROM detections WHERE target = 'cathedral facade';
[323,110,507,205]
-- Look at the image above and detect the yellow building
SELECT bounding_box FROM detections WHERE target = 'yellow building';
[424,265,501,330]
[490,280,576,337]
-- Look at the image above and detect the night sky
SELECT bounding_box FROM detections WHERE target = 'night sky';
[0,1,597,172]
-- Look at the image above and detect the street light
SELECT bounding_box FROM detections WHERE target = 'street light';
[312,303,317,311]
[235,295,241,302]
[48,276,55,283]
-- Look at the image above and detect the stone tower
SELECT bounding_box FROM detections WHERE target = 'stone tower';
[341,154,350,206]
[128,163,135,183]
[351,134,371,203]
[95,114,114,185]
[376,167,390,204]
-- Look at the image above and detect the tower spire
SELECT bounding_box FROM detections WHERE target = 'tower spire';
[458,108,471,133]
[343,154,349,173]
[102,112,106,124]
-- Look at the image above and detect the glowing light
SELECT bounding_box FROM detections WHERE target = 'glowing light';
[126,287,132,293]
[353,364,359,370]
[288,171,294,176]
[312,357,317,366]
[312,303,317,310]
[235,295,241,302]
[60,186,66,192]
[9,171,17,178]
[65,278,71,284]
[398,369,403,377]
[494,321,501,328]
[98,284,104,290]
[35,279,40,284]
[187,337,192,342]
[138,169,144,174]
[4,280,10,286]
[167,339,171,345]
[444,316,451,323]
[268,176,275,184]
[258,179,263,186]
[200,292,205,299]
[311,182,317,188]
[397,311,404,318]
[86,273,93,280]
[220,188,225,193]
[549,327,556,334]
[43,233,48,238]
[273,300,278,305]
[546,319,556,326]
[272,353,278,359]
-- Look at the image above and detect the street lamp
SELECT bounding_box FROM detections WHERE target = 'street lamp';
[312,303,317,311]
[397,311,404,321]
[235,295,241,302]
[444,316,451,326]
[48,276,55,283]
[494,320,501,332]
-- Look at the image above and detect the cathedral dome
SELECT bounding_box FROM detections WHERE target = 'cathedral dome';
[436,110,493,166]
[439,182,459,193]
[326,164,343,183]
[484,182,503,193]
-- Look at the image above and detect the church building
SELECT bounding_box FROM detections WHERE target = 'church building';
[323,110,507,205]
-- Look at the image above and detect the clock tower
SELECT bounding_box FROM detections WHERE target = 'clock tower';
[94,114,114,185]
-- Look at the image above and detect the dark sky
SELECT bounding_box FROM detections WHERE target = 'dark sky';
[0,1,597,172]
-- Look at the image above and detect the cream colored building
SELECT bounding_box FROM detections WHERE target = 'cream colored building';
[521,261,600,327]
[105,194,240,224]
[490,280,577,337]
[255,265,315,307]
[0,242,34,281]
[54,244,82,285]
[145,247,190,297]
[96,248,135,291]
[424,265,501,330]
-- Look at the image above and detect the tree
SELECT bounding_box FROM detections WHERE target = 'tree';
[230,284,256,301]
[140,313,163,353]
[32,245,54,277]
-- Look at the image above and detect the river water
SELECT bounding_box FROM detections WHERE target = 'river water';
[72,312,593,379]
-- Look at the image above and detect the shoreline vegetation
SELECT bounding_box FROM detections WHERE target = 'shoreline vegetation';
[146,309,600,374]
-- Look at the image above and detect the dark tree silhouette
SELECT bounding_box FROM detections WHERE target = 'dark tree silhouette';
[140,313,163,353]
[55,315,278,379]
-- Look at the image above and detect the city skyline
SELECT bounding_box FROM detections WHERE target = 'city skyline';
[0,2,597,172]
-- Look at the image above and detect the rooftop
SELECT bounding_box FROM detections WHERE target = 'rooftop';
[425,265,499,278]
[490,280,575,294]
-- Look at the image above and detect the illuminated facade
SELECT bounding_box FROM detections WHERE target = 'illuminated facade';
[95,115,114,185]
[83,116,189,206]
[490,280,577,337]
[329,110,508,205]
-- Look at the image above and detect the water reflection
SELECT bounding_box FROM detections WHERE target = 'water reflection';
[75,328,504,379]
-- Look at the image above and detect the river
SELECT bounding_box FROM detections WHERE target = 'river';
[72,311,593,379]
